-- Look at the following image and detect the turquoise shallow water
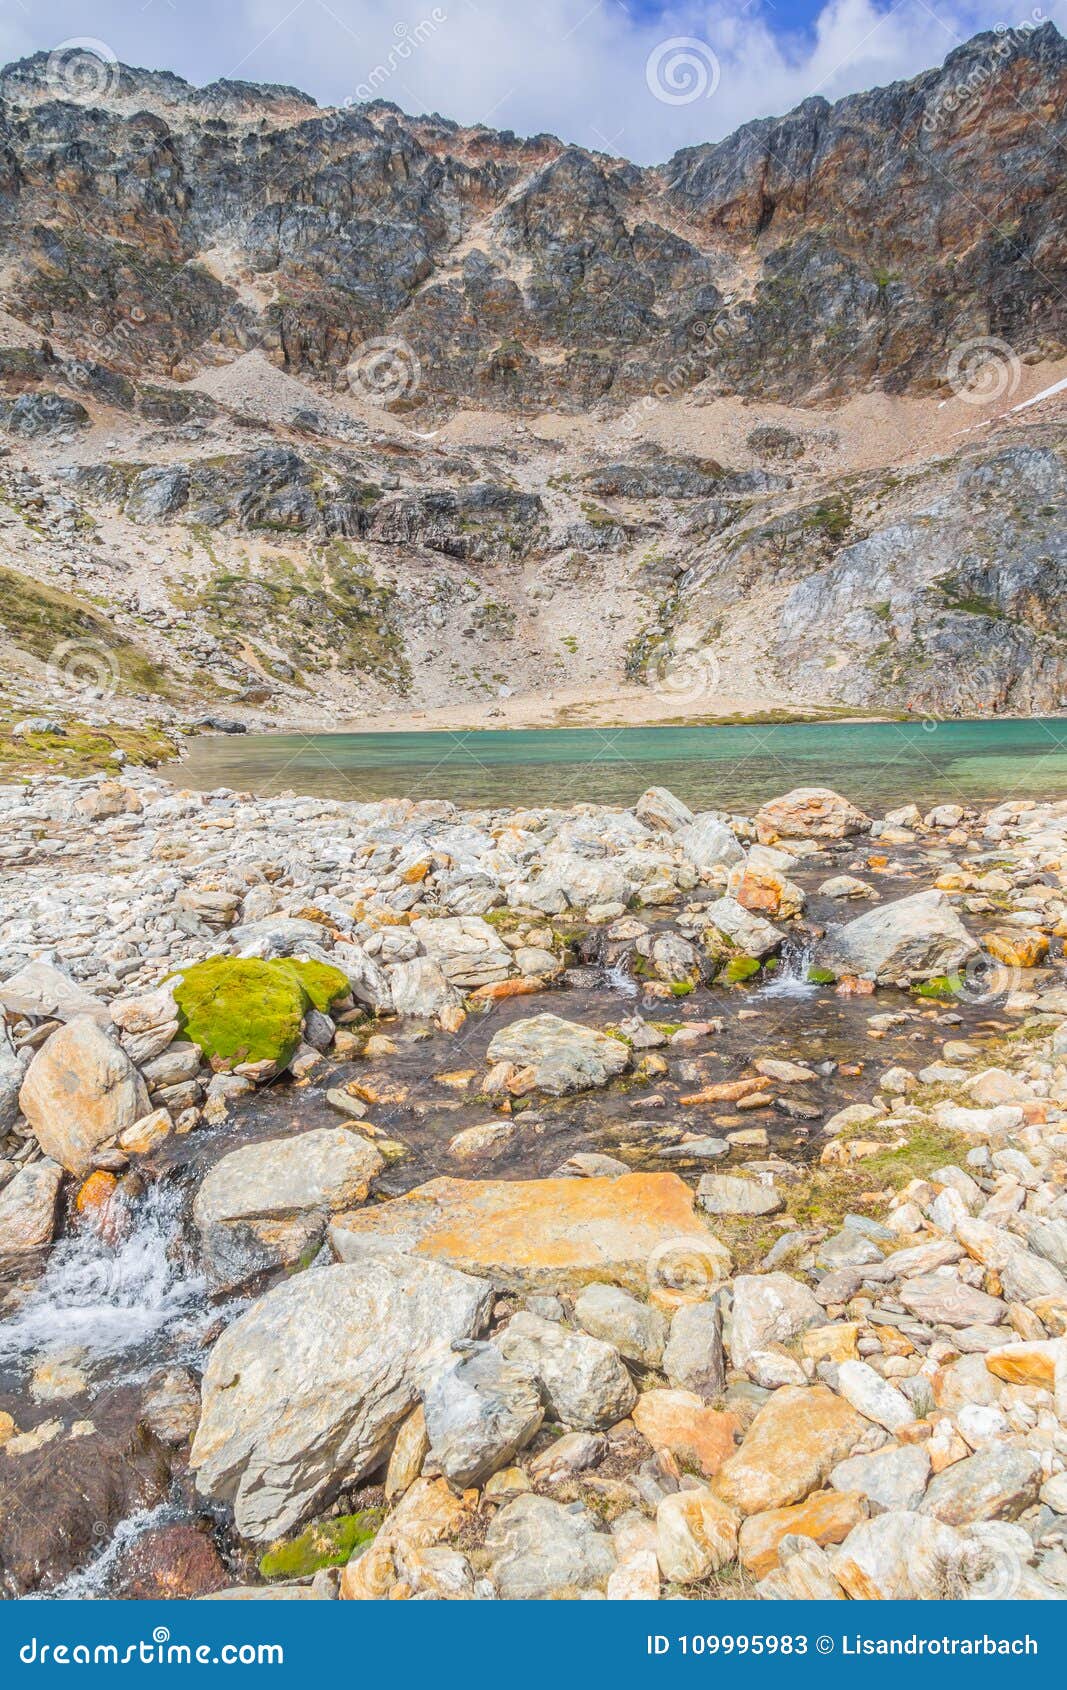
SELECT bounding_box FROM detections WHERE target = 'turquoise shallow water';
[174,717,1067,812]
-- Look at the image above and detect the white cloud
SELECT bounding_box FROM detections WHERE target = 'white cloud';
[8,0,1065,161]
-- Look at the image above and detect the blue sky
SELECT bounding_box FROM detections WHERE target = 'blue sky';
[2,0,1061,161]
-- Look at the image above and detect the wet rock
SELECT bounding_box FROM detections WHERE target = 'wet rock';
[141,1368,201,1447]
[484,1013,630,1095]
[496,1311,636,1429]
[19,1017,151,1176]
[702,896,784,959]
[0,1158,63,1256]
[112,1521,228,1599]
[193,1126,384,1291]
[190,1256,492,1541]
[422,1344,543,1486]
[331,1171,729,1296]
[486,1495,616,1598]
[816,889,979,986]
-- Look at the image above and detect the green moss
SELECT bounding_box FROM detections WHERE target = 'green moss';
[807,965,836,985]
[912,974,963,1000]
[171,957,310,1069]
[274,957,351,1013]
[258,1510,382,1580]
[669,980,695,997]
[722,956,760,983]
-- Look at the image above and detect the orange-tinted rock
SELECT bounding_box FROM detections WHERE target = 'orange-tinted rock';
[982,929,1049,969]
[331,1172,730,1296]
[632,1390,740,1477]
[739,1489,868,1577]
[715,1386,867,1515]
[112,1522,228,1599]
[756,788,869,844]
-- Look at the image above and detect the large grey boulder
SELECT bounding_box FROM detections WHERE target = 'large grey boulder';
[192,1127,385,1291]
[830,1445,931,1515]
[191,1257,492,1541]
[485,1495,616,1598]
[816,889,978,985]
[662,1300,726,1400]
[573,1282,667,1367]
[387,956,460,1018]
[422,1345,543,1487]
[19,1017,151,1175]
[919,1447,1041,1525]
[485,1014,630,1095]
[496,1311,636,1429]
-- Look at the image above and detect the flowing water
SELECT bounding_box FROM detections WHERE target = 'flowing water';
[174,716,1067,811]
[0,1181,209,1380]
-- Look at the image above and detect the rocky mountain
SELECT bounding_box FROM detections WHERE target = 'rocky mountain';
[0,27,1063,729]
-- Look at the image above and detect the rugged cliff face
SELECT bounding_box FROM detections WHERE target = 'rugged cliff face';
[0,25,1063,409]
[0,29,1062,728]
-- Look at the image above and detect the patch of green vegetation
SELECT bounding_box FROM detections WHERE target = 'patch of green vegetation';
[172,957,314,1070]
[560,634,579,654]
[273,957,351,1014]
[668,980,695,997]
[722,956,761,983]
[801,497,852,542]
[258,1510,382,1580]
[0,718,178,780]
[912,973,963,1000]
[807,965,836,985]
[0,566,177,697]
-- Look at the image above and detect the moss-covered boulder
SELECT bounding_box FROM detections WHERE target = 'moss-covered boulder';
[172,957,311,1070]
[258,1510,382,1580]
[273,957,350,1013]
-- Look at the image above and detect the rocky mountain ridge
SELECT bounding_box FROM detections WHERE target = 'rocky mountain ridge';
[0,29,1062,730]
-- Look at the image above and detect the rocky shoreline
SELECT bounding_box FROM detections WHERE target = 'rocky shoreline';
[1,772,1067,1600]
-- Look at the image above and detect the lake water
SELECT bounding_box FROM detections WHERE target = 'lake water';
[173,716,1067,812]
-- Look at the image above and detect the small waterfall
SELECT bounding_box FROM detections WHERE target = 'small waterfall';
[760,938,818,998]
[42,1503,182,1601]
[0,1180,208,1371]
[602,957,639,997]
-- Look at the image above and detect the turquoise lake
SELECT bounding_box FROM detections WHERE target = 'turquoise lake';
[173,717,1067,812]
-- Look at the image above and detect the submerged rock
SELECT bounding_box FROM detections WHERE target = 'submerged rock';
[485,1013,631,1094]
